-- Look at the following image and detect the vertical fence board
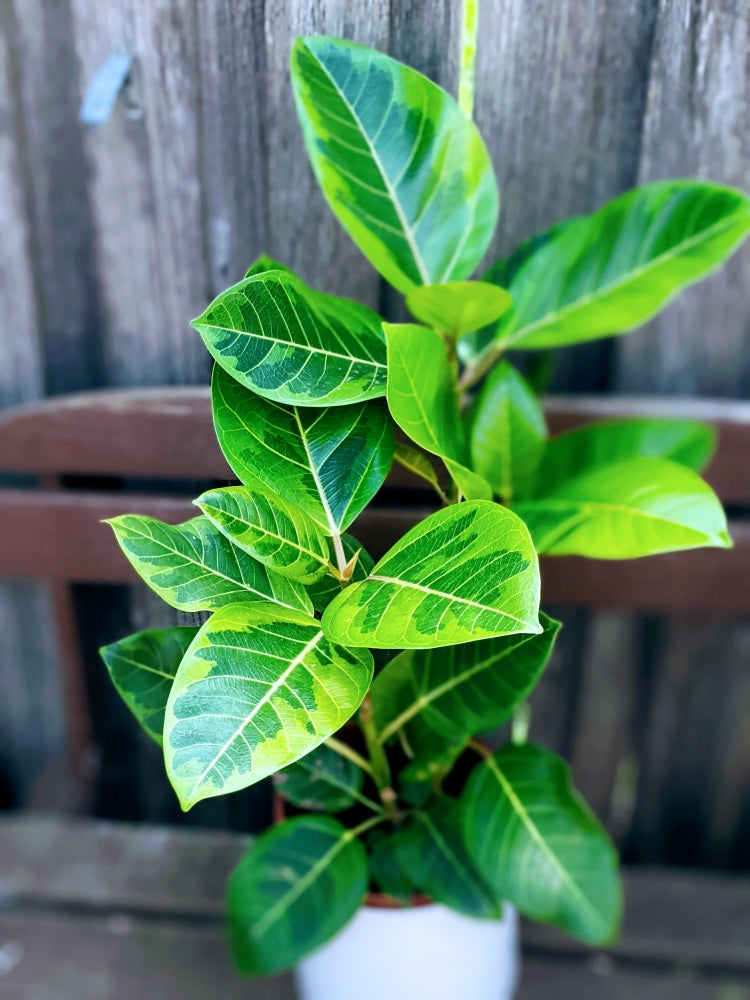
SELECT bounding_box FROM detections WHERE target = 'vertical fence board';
[616,0,750,396]
[0,4,65,801]
[194,1,270,298]
[262,1,389,306]
[474,0,658,391]
[611,0,750,868]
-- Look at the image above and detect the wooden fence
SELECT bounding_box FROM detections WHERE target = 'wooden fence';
[0,0,748,865]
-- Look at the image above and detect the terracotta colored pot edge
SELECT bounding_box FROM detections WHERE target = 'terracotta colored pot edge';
[272,791,432,910]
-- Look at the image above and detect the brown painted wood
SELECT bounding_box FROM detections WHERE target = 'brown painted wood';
[0,490,194,583]
[2,389,748,503]
[1,490,748,615]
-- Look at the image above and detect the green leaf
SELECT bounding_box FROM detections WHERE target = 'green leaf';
[484,180,750,351]
[100,626,197,746]
[372,613,560,774]
[274,743,378,814]
[321,500,541,649]
[106,514,311,614]
[195,486,330,585]
[368,827,414,903]
[459,217,578,362]
[212,365,394,534]
[532,418,716,495]
[393,798,501,918]
[228,815,368,974]
[192,270,387,407]
[164,602,373,809]
[244,254,294,279]
[513,457,731,558]
[462,743,622,944]
[393,442,440,489]
[307,534,375,613]
[291,37,498,293]
[406,282,512,337]
[468,360,547,501]
[385,323,491,500]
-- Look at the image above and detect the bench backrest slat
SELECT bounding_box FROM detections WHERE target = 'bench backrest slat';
[2,389,749,503]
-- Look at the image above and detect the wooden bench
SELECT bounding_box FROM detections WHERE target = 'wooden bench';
[1,387,748,792]
[0,388,749,997]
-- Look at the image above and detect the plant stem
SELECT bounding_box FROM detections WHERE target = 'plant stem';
[512,702,532,744]
[458,0,480,119]
[467,738,492,759]
[325,736,373,775]
[346,813,389,841]
[358,694,398,818]
[458,341,502,392]
[331,531,348,578]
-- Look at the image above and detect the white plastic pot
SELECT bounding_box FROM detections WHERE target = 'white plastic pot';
[295,899,519,1000]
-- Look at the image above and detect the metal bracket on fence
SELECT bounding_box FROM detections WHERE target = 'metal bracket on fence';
[79,53,138,128]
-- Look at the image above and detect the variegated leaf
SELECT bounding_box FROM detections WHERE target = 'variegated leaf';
[322,501,541,649]
[192,269,387,407]
[372,614,560,775]
[164,602,373,809]
[385,323,491,500]
[462,743,622,944]
[212,366,394,535]
[228,816,368,974]
[106,514,311,614]
[195,486,331,585]
[291,37,498,293]
[100,626,197,746]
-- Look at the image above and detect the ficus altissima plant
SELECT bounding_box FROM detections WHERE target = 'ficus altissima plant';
[101,35,748,976]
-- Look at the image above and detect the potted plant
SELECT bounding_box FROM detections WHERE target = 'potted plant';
[100,29,749,1000]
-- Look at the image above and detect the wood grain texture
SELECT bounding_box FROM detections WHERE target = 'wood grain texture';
[264,1,388,305]
[617,0,750,396]
[0,2,66,804]
[1,817,748,997]
[70,0,209,387]
[474,0,659,391]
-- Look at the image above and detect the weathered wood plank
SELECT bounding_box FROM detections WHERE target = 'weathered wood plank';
[0,911,294,1000]
[0,2,67,805]
[610,1,750,870]
[474,0,658,392]
[10,0,105,393]
[3,910,746,1000]
[616,0,750,396]
[569,612,638,833]
[2,817,749,970]
[627,618,750,869]
[2,490,749,615]
[70,0,209,387]
[263,2,388,306]
[193,2,269,298]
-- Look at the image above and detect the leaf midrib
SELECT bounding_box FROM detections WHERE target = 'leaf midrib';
[200,316,387,370]
[378,636,533,743]
[252,825,356,940]
[369,574,537,630]
[183,629,325,804]
[203,502,329,568]
[516,494,713,537]
[484,755,606,931]
[416,811,496,914]
[312,48,431,284]
[503,209,749,346]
